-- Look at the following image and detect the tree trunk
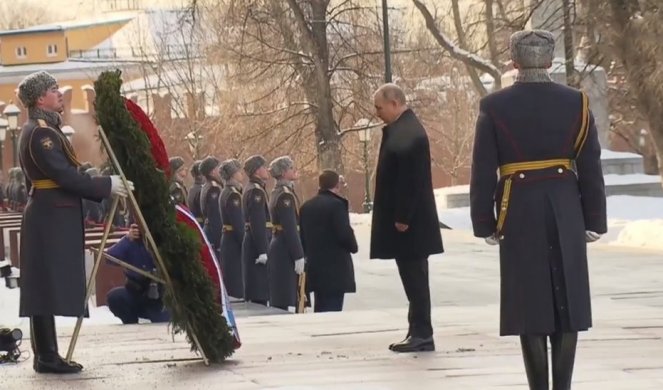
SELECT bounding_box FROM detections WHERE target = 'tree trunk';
[286,0,345,173]
[562,0,579,87]
[609,0,663,183]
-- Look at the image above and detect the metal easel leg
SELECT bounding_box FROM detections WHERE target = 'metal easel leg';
[66,196,120,363]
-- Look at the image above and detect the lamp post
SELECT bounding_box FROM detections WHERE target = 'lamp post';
[0,119,7,172]
[382,0,392,83]
[2,104,21,167]
[356,119,372,213]
[61,125,76,144]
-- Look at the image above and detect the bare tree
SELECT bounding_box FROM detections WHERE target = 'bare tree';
[0,1,52,30]
[608,0,663,180]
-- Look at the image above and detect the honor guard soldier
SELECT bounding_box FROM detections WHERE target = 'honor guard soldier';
[267,156,305,311]
[6,168,18,211]
[83,168,105,227]
[16,71,133,374]
[470,30,606,390]
[218,159,245,299]
[199,156,223,257]
[187,160,204,224]
[13,169,27,211]
[241,155,272,306]
[168,156,188,205]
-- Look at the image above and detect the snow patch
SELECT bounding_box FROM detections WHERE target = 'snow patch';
[601,150,642,160]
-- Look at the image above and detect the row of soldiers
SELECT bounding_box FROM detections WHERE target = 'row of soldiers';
[2,167,28,212]
[169,154,305,310]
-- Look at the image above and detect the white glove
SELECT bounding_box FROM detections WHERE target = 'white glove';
[110,175,135,198]
[485,234,499,246]
[255,253,268,265]
[585,230,601,243]
[294,258,305,275]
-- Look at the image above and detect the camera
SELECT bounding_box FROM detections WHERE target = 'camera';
[147,268,160,300]
[0,328,22,352]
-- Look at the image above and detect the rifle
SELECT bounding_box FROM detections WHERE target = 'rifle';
[296,272,307,313]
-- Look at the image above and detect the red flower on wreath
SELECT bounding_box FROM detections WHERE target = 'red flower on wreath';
[124,98,171,177]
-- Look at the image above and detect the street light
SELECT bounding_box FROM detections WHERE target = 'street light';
[0,118,7,172]
[61,125,75,144]
[2,104,21,167]
[356,119,373,213]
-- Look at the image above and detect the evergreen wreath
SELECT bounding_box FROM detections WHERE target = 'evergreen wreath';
[94,70,235,362]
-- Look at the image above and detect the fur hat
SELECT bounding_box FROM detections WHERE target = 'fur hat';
[510,30,555,69]
[269,156,294,178]
[220,159,242,181]
[199,156,220,177]
[169,156,185,175]
[243,155,267,177]
[18,71,58,108]
[85,167,100,177]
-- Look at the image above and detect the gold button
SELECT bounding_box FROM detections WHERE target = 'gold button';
[519,173,525,179]
[557,168,563,173]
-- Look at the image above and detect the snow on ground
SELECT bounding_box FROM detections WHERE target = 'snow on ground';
[603,174,660,185]
[605,195,663,249]
[0,286,121,329]
[600,149,642,160]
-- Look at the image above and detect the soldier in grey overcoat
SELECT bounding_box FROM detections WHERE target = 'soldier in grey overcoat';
[199,156,223,259]
[470,31,607,390]
[241,155,271,305]
[168,156,188,206]
[187,160,204,224]
[267,156,305,310]
[218,159,244,298]
[17,71,132,374]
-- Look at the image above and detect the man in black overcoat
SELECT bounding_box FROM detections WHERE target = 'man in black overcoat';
[370,83,444,353]
[469,30,607,390]
[17,71,133,373]
[300,170,358,312]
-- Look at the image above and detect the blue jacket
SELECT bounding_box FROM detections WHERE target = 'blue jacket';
[106,236,155,282]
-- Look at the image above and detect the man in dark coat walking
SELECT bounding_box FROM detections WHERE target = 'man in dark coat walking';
[469,30,607,390]
[187,160,204,224]
[17,71,133,373]
[218,158,245,299]
[267,156,305,311]
[241,155,272,306]
[300,170,358,312]
[371,83,443,353]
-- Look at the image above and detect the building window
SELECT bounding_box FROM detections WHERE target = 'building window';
[47,44,58,56]
[15,47,27,58]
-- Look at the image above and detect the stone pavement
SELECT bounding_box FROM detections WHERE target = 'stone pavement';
[1,229,662,389]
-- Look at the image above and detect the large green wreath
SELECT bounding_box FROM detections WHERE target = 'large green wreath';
[94,70,235,362]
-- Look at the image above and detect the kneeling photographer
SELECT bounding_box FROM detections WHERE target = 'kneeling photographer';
[105,224,170,324]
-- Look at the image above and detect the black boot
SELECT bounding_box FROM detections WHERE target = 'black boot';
[31,316,83,374]
[520,335,549,390]
[550,332,577,390]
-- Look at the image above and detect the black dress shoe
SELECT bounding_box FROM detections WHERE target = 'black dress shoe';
[390,336,435,353]
[34,354,83,374]
[389,337,408,351]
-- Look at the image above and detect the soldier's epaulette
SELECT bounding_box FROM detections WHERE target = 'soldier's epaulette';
[230,186,241,195]
[210,181,220,188]
[283,186,292,195]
